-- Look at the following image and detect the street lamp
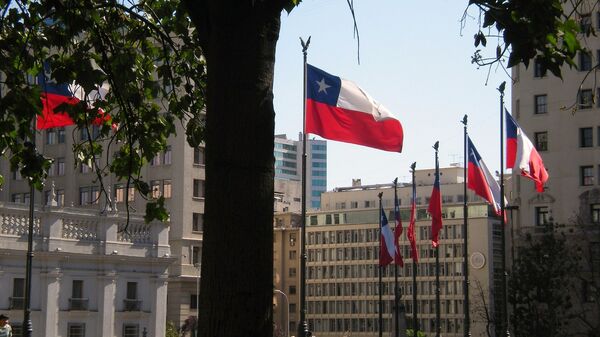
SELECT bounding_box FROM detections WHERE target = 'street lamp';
[274,289,289,337]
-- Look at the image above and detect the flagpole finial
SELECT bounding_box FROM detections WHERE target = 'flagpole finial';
[378,192,383,200]
[498,81,506,95]
[461,114,468,126]
[433,141,439,151]
[300,36,311,53]
[410,162,416,172]
[393,177,398,186]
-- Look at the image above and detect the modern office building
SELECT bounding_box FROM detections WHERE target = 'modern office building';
[276,166,505,337]
[0,120,206,328]
[0,202,172,337]
[274,134,327,210]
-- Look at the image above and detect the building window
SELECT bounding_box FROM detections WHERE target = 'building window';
[535,207,549,226]
[534,132,548,151]
[190,294,198,310]
[115,185,135,203]
[123,282,141,311]
[80,126,100,141]
[193,179,205,198]
[192,213,203,232]
[70,280,88,311]
[67,323,85,337]
[289,268,297,277]
[192,246,201,265]
[194,147,205,165]
[534,95,547,114]
[58,128,66,143]
[533,59,546,78]
[150,153,160,166]
[57,189,65,207]
[581,166,594,186]
[11,324,22,337]
[123,324,139,337]
[580,13,592,34]
[289,285,297,295]
[580,127,593,147]
[163,146,172,165]
[23,193,30,205]
[151,180,161,198]
[289,250,297,260]
[46,129,57,144]
[579,89,594,109]
[580,51,593,71]
[57,158,65,176]
[163,180,172,198]
[592,204,600,223]
[11,194,22,203]
[10,278,25,309]
[79,186,99,205]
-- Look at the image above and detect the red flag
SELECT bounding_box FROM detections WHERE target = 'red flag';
[407,178,418,262]
[428,164,443,248]
[393,183,403,266]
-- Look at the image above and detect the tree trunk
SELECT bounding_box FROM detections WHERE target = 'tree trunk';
[184,2,283,337]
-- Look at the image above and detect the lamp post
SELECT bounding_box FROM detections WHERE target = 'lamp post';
[274,289,289,337]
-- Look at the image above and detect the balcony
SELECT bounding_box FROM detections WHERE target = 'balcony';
[9,297,24,310]
[123,299,142,311]
[69,298,89,311]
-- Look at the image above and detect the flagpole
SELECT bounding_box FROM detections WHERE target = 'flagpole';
[433,142,441,337]
[378,192,384,337]
[23,133,35,337]
[393,178,400,337]
[498,81,510,337]
[410,162,418,335]
[461,114,471,337]
[298,36,311,337]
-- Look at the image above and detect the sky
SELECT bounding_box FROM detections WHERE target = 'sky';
[273,0,511,190]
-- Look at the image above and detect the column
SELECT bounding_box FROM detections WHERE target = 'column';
[149,274,169,337]
[40,268,62,337]
[97,271,117,337]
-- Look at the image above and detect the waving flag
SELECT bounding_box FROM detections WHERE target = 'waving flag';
[393,183,404,266]
[407,179,418,262]
[468,137,505,217]
[379,202,395,266]
[505,110,549,192]
[428,163,443,248]
[37,63,110,130]
[306,64,403,152]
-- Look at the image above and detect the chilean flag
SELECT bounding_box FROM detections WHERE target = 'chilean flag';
[505,110,549,192]
[379,203,395,266]
[306,64,403,152]
[37,64,110,130]
[468,137,505,217]
[428,165,443,248]
[393,184,404,267]
[407,179,418,262]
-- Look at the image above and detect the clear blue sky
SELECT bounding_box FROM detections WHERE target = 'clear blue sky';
[273,0,510,190]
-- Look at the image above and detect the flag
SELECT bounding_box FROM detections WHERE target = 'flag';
[428,164,443,248]
[305,64,403,152]
[505,110,549,192]
[393,185,404,266]
[37,63,110,130]
[407,180,418,262]
[379,202,395,266]
[467,137,506,217]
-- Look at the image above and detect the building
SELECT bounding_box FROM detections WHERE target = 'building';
[0,120,206,328]
[274,134,327,210]
[0,202,172,337]
[293,167,504,337]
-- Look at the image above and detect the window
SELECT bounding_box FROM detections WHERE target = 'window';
[289,285,297,295]
[194,147,205,165]
[535,207,549,226]
[289,268,297,277]
[23,193,30,205]
[11,194,22,203]
[124,282,140,311]
[151,180,161,198]
[534,132,548,151]
[79,186,99,205]
[70,280,88,310]
[57,189,65,207]
[579,89,594,109]
[80,126,100,141]
[67,323,85,337]
[580,13,592,35]
[580,51,592,71]
[57,158,65,176]
[11,278,24,309]
[123,324,139,337]
[115,185,135,202]
[190,294,198,310]
[126,282,138,299]
[534,95,547,114]
[11,324,22,337]
[289,250,297,260]
[72,280,83,298]
[192,246,201,265]
[581,166,595,186]
[534,59,546,78]
[46,129,57,144]
[58,128,66,143]
[312,153,326,159]
[193,179,205,198]
[192,213,203,232]
[80,163,92,174]
[150,153,160,166]
[580,127,593,147]
[163,146,172,165]
[163,180,172,198]
[592,204,600,223]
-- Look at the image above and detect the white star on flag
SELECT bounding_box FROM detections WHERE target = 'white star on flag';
[316,78,331,94]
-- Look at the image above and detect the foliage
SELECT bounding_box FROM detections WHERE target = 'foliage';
[406,328,427,337]
[0,0,206,223]
[166,321,180,337]
[509,223,580,337]
[468,0,585,78]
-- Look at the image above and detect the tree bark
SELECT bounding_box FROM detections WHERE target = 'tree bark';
[184,2,283,337]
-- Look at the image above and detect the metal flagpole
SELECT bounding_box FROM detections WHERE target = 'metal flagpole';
[378,192,384,337]
[410,162,418,335]
[298,36,311,337]
[394,178,400,337]
[433,142,441,337]
[462,114,471,337]
[498,81,510,337]
[23,125,36,337]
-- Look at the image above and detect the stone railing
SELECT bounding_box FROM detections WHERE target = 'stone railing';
[0,202,170,258]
